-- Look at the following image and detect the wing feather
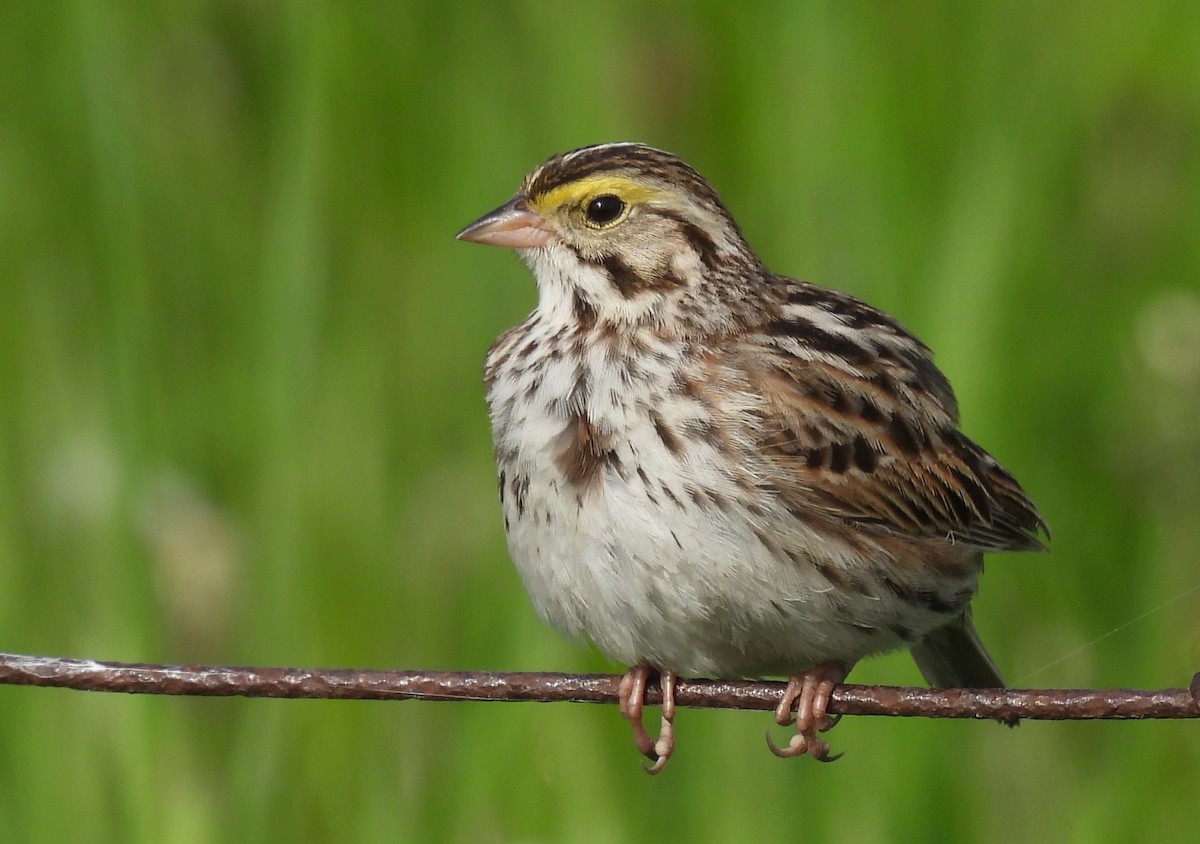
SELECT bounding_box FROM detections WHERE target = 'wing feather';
[731,280,1047,552]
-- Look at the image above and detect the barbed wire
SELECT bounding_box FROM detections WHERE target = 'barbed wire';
[2,652,1197,720]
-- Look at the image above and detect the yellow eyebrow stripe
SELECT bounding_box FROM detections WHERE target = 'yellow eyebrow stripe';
[528,175,659,214]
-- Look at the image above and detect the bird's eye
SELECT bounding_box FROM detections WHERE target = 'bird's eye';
[584,194,626,227]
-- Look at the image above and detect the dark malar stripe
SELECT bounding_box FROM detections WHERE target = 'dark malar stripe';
[597,254,685,298]
[599,254,645,298]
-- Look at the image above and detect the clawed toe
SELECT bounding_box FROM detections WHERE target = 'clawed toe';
[618,667,658,759]
[618,663,678,775]
[767,662,849,762]
[765,728,842,762]
[617,661,849,769]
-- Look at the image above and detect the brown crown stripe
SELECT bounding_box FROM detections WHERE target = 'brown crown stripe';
[525,144,729,213]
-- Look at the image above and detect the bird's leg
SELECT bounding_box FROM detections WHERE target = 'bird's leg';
[617,662,678,775]
[767,661,849,762]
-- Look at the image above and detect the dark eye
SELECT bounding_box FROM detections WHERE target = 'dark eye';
[584,194,626,226]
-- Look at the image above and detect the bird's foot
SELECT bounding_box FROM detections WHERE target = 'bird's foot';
[766,661,849,762]
[618,662,678,775]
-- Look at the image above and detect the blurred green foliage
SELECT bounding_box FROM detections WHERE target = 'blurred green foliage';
[1,1,1198,841]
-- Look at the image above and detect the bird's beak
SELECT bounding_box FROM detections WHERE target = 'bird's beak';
[455,197,553,249]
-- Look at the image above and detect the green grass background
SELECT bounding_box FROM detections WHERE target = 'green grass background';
[2,2,1198,841]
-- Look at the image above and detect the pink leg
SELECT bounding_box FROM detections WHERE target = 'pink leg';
[767,662,849,762]
[618,663,679,775]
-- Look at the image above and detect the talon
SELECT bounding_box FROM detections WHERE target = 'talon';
[618,663,679,774]
[643,754,669,775]
[765,728,808,758]
[769,661,849,761]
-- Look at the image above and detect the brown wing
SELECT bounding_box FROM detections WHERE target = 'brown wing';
[734,281,1047,552]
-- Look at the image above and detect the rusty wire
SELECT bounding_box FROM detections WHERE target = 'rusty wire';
[1,652,1198,721]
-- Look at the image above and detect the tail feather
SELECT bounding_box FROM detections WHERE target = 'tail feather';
[910,609,1018,726]
[910,609,1006,689]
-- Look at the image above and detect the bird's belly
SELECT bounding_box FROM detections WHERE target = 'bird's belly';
[498,431,954,678]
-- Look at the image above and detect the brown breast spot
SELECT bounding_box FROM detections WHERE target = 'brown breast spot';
[553,413,617,495]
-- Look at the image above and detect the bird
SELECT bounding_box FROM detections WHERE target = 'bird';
[456,142,1047,772]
